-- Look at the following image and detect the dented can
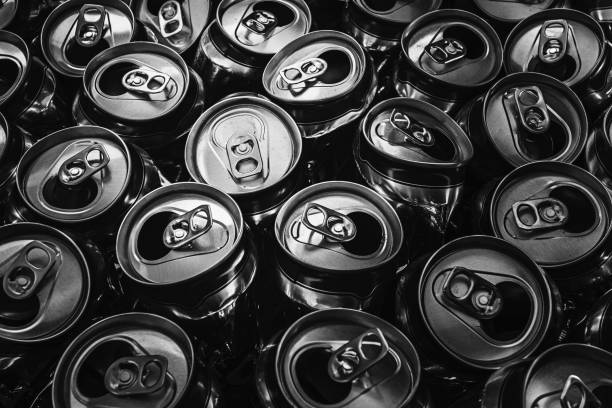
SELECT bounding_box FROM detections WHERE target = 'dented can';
[52,313,223,408]
[396,235,563,383]
[0,111,29,208]
[0,30,68,141]
[255,308,430,408]
[504,9,612,118]
[192,0,311,103]
[6,126,161,249]
[393,9,503,114]
[131,0,211,56]
[185,94,303,229]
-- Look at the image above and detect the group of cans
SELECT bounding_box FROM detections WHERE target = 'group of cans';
[3,0,612,407]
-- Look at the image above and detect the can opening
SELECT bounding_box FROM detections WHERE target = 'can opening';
[0,294,39,327]
[528,55,576,82]
[146,0,173,15]
[0,58,20,97]
[64,37,110,67]
[42,176,99,210]
[98,62,144,96]
[254,1,296,27]
[480,282,532,342]
[295,347,352,404]
[76,340,135,398]
[340,212,383,256]
[517,120,568,161]
[548,186,596,234]
[316,50,351,84]
[442,26,486,60]
[362,0,396,12]
[137,212,175,261]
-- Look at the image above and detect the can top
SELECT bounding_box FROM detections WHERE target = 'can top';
[185,94,302,196]
[418,235,554,370]
[473,0,560,24]
[482,72,587,168]
[131,0,211,54]
[504,9,605,88]
[275,181,403,272]
[0,0,17,30]
[116,182,244,285]
[400,9,503,87]
[523,344,612,408]
[352,0,442,24]
[362,97,473,168]
[0,30,29,106]
[490,162,612,269]
[0,223,89,343]
[41,0,136,78]
[263,30,367,104]
[275,309,421,408]
[217,0,311,55]
[52,313,196,408]
[83,41,189,122]
[17,126,131,223]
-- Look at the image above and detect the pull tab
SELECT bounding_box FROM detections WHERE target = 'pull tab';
[511,86,551,134]
[75,4,107,47]
[163,205,213,249]
[226,134,264,180]
[1,241,60,300]
[328,329,390,383]
[539,19,569,64]
[379,109,435,147]
[242,10,277,34]
[105,355,168,397]
[512,197,568,231]
[59,143,109,186]
[442,267,503,319]
[122,67,171,94]
[424,38,466,64]
[560,375,602,408]
[158,0,184,38]
[279,57,328,86]
[301,203,357,243]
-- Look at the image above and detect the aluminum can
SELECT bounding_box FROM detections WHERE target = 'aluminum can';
[476,161,612,307]
[504,8,612,118]
[392,9,503,114]
[131,0,211,56]
[115,182,259,372]
[0,222,111,408]
[72,41,206,180]
[0,111,29,209]
[192,0,311,103]
[583,289,612,353]
[396,235,564,383]
[185,93,303,230]
[582,0,612,41]
[456,72,588,182]
[0,0,62,41]
[0,30,69,141]
[586,104,612,190]
[6,126,161,250]
[52,312,223,408]
[255,308,431,408]
[478,360,532,408]
[262,181,404,333]
[354,97,473,235]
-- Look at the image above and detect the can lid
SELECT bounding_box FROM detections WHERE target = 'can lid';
[473,0,560,24]
[0,30,29,106]
[362,97,473,168]
[275,309,421,408]
[0,223,89,343]
[83,41,189,122]
[504,9,605,88]
[400,9,503,88]
[0,0,17,30]
[418,235,554,370]
[41,0,136,78]
[17,126,131,223]
[263,30,367,104]
[116,182,244,285]
[352,0,441,24]
[523,344,612,408]
[52,313,196,408]
[490,161,611,269]
[185,94,302,196]
[131,0,211,54]
[275,181,403,272]
[217,0,311,56]
[482,72,587,168]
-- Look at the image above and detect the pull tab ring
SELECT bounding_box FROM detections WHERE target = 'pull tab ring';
[328,328,390,383]
[163,205,213,249]
[226,134,264,180]
[512,197,569,231]
[241,9,278,35]
[76,4,107,47]
[279,57,328,86]
[441,267,503,319]
[539,19,569,64]
[512,86,551,134]
[379,109,435,147]
[59,142,110,186]
[158,0,184,38]
[301,203,357,243]
[104,355,169,397]
[560,375,602,408]
[122,67,171,94]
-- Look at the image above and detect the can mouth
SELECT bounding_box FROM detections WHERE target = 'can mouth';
[0,30,29,106]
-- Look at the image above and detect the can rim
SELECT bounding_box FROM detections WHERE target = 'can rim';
[0,29,30,106]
